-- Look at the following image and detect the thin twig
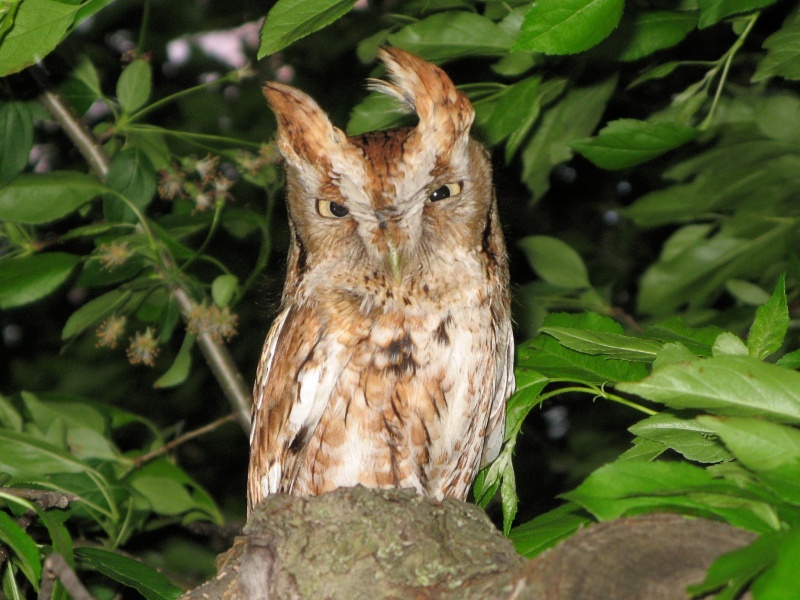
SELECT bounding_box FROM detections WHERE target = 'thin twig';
[134,413,238,467]
[0,488,80,508]
[38,553,95,600]
[32,65,252,433]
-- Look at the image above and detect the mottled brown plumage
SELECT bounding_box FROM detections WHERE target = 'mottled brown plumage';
[248,48,514,514]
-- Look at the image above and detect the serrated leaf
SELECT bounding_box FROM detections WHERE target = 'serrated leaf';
[518,236,590,289]
[616,436,666,462]
[22,392,106,435]
[0,511,41,587]
[697,0,778,29]
[75,547,182,600]
[652,342,699,370]
[0,101,33,185]
[613,11,698,62]
[346,92,408,137]
[747,273,788,360]
[0,429,88,476]
[517,312,649,383]
[387,12,511,62]
[0,172,105,224]
[618,356,800,423]
[752,5,800,82]
[0,0,80,76]
[504,369,548,440]
[258,0,355,58]
[510,503,591,558]
[62,289,132,340]
[644,317,723,356]
[572,119,698,169]
[629,412,732,463]
[697,416,800,472]
[513,0,624,55]
[562,461,778,532]
[540,326,663,362]
[116,59,152,114]
[0,253,81,309]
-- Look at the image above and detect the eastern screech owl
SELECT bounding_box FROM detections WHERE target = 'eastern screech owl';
[247,48,514,513]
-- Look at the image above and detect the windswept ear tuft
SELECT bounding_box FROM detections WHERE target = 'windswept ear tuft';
[370,47,474,159]
[263,82,349,168]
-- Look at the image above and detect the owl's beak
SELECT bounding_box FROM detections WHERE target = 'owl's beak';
[384,242,405,285]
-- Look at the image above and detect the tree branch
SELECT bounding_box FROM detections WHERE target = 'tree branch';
[31,65,252,433]
[134,413,238,467]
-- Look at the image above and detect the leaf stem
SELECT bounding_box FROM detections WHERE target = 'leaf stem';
[700,12,759,130]
[537,385,656,415]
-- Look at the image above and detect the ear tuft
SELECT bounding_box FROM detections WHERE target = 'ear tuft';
[263,82,348,168]
[369,47,474,163]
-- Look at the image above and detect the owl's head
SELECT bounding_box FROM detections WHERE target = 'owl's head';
[264,48,498,297]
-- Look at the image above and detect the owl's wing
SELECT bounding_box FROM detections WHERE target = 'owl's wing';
[480,323,515,467]
[249,303,344,507]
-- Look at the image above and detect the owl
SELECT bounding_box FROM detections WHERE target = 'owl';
[247,47,514,514]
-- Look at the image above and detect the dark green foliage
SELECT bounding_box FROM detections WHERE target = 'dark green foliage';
[2,0,800,597]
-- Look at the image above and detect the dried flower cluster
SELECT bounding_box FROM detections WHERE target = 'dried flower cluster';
[126,327,161,367]
[157,153,235,213]
[187,303,238,343]
[98,241,133,271]
[95,315,127,349]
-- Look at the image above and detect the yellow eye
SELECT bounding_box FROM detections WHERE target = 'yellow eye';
[317,199,349,218]
[428,182,462,203]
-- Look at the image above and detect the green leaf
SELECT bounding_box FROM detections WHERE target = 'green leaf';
[60,55,104,116]
[504,369,548,440]
[618,356,800,423]
[154,334,194,389]
[636,221,795,315]
[75,547,182,600]
[386,12,511,62]
[258,0,355,58]
[0,172,105,224]
[0,394,22,431]
[510,503,591,558]
[644,317,723,356]
[518,236,590,289]
[628,61,683,88]
[616,436,666,462]
[505,78,567,161]
[562,461,778,532]
[22,392,106,435]
[0,511,41,587]
[483,76,541,146]
[103,147,157,223]
[0,429,90,476]
[0,101,33,185]
[346,92,408,137]
[753,5,800,82]
[726,279,770,305]
[0,253,81,309]
[687,531,777,598]
[513,0,624,55]
[116,59,152,114]
[0,0,80,76]
[697,416,800,472]
[517,312,649,383]
[750,527,800,598]
[521,76,617,200]
[697,0,778,29]
[747,273,788,360]
[612,11,698,62]
[777,349,800,369]
[712,332,749,357]
[211,274,239,307]
[61,289,132,340]
[500,456,517,536]
[571,119,698,169]
[539,327,663,362]
[629,412,732,463]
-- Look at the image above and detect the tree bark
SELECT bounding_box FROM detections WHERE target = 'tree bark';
[180,487,755,600]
